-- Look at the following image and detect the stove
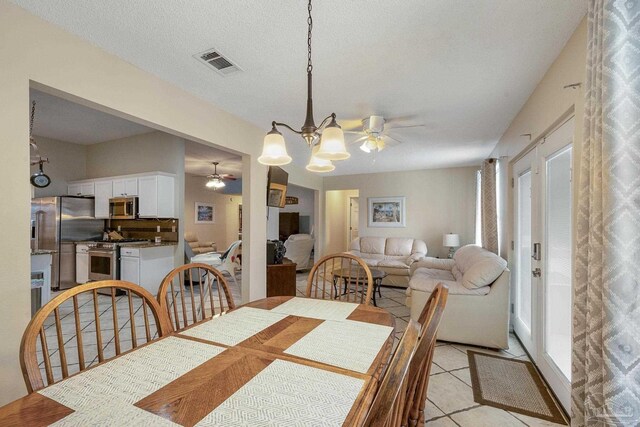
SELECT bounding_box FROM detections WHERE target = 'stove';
[86,239,149,282]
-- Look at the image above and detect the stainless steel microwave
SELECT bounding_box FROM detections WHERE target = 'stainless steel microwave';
[109,196,138,219]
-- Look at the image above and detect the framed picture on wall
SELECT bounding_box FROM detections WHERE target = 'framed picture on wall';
[195,202,215,224]
[368,197,406,228]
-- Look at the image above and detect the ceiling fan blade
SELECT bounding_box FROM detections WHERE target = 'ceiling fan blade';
[385,114,420,125]
[348,135,368,145]
[221,174,237,181]
[339,119,365,131]
[386,124,425,130]
[383,135,403,145]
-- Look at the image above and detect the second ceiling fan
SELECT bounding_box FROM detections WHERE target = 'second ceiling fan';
[205,162,236,190]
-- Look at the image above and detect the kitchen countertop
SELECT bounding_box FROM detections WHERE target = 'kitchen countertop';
[118,242,178,248]
[31,249,57,255]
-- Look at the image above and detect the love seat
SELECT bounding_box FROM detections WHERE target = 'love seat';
[406,244,510,349]
[348,237,427,288]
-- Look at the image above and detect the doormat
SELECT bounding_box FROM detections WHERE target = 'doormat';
[468,350,567,425]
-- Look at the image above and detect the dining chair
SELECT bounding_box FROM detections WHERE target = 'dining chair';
[403,283,449,426]
[157,263,236,332]
[363,319,420,426]
[306,253,374,304]
[20,280,171,393]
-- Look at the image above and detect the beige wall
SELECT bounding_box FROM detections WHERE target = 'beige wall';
[324,167,479,258]
[324,189,359,254]
[490,18,587,262]
[0,0,269,404]
[86,131,186,266]
[184,173,242,250]
[281,184,315,230]
[30,137,87,197]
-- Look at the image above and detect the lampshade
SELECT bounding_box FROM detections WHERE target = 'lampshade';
[258,129,292,166]
[315,121,350,161]
[443,233,460,248]
[306,145,335,172]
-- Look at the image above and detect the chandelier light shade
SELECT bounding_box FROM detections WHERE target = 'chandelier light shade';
[315,119,349,161]
[258,0,348,172]
[258,127,292,166]
[306,145,335,173]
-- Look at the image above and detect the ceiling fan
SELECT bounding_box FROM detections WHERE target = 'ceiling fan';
[205,162,236,190]
[343,115,424,153]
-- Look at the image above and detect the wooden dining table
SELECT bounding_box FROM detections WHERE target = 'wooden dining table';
[0,296,395,426]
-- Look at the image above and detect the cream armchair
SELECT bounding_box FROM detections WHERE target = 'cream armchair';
[406,245,510,349]
[283,234,315,270]
[184,232,217,255]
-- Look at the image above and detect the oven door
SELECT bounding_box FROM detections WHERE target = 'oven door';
[88,249,116,281]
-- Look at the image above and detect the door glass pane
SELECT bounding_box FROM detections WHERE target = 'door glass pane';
[544,146,572,380]
[517,171,532,331]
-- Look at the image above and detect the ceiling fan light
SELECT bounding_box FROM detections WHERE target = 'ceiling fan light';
[258,129,292,166]
[316,122,350,161]
[306,146,335,172]
[377,139,385,151]
[359,141,371,153]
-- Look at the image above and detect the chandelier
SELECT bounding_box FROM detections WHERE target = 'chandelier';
[258,0,349,173]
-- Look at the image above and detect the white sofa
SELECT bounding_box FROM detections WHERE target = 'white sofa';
[283,234,315,270]
[348,237,427,288]
[406,245,510,349]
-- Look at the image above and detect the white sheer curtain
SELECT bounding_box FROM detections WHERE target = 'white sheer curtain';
[572,1,640,425]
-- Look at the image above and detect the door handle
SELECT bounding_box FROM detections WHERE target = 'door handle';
[532,243,541,261]
[532,268,542,278]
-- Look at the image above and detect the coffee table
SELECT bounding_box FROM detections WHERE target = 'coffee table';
[332,268,387,307]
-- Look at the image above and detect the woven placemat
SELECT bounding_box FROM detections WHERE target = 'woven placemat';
[468,351,567,425]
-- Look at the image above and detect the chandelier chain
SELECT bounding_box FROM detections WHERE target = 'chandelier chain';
[307,0,313,73]
[29,101,36,139]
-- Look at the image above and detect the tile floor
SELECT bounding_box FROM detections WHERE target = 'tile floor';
[40,272,566,426]
[295,273,568,426]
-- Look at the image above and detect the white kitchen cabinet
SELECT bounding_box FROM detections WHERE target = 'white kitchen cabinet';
[120,253,140,285]
[80,182,95,196]
[112,178,138,197]
[138,175,175,218]
[67,183,82,196]
[120,245,174,294]
[75,244,89,284]
[94,180,113,219]
[67,182,95,196]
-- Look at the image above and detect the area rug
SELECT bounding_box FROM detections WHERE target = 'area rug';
[467,351,567,425]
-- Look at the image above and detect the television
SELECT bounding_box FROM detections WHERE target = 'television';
[266,166,288,208]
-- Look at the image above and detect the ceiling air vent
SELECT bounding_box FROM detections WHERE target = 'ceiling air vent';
[194,48,241,76]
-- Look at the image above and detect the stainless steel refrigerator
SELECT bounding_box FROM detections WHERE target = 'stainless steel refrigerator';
[31,196,104,290]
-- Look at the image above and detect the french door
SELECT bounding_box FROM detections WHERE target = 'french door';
[513,117,574,411]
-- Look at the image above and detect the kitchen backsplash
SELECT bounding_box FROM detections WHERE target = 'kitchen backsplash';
[108,218,179,242]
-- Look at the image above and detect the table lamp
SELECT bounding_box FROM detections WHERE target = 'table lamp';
[443,233,460,259]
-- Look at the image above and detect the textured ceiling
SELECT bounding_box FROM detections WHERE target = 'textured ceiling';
[184,140,243,178]
[30,89,153,144]
[15,0,586,175]
[31,89,242,176]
